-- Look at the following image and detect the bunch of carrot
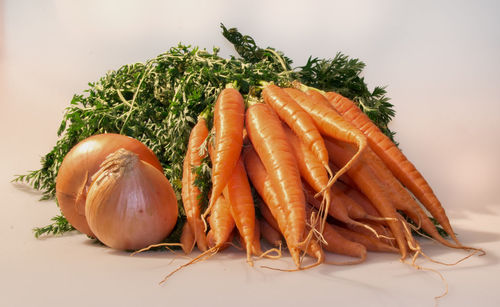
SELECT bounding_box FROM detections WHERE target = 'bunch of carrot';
[177,82,481,273]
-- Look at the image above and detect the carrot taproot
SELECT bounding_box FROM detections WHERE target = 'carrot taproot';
[243,146,301,267]
[237,216,262,252]
[206,195,235,249]
[325,91,460,245]
[341,183,381,217]
[330,184,386,223]
[283,87,367,193]
[260,217,283,247]
[324,137,409,259]
[204,88,245,219]
[257,198,282,233]
[180,222,196,254]
[302,235,325,269]
[181,117,209,252]
[245,103,306,253]
[223,157,261,265]
[330,224,399,253]
[322,222,367,262]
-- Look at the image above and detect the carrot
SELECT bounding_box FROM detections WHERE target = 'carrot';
[322,223,367,263]
[223,157,261,264]
[204,88,245,219]
[180,222,195,254]
[260,217,283,247]
[181,117,209,252]
[206,195,235,249]
[281,123,332,232]
[342,184,382,217]
[325,91,461,245]
[303,206,364,265]
[324,137,409,259]
[337,182,398,247]
[262,84,332,183]
[245,103,306,253]
[331,224,399,253]
[244,146,301,267]
[329,184,386,223]
[333,136,479,252]
[257,199,282,233]
[283,87,367,194]
[237,216,262,253]
[163,195,235,282]
[283,124,380,237]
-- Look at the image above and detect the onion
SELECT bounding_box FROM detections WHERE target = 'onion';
[85,148,178,250]
[56,133,163,237]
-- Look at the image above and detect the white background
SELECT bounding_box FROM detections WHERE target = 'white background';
[1,1,499,306]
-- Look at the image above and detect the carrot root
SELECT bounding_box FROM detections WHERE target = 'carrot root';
[130,243,184,256]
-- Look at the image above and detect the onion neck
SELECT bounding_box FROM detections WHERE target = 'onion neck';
[91,148,140,184]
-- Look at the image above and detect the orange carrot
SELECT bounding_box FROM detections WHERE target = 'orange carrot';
[322,222,367,262]
[325,91,460,245]
[331,224,399,253]
[324,138,409,259]
[204,88,245,218]
[333,136,474,251]
[181,117,209,252]
[223,157,260,264]
[180,222,195,254]
[260,217,283,247]
[281,123,332,231]
[303,206,362,265]
[262,84,332,179]
[163,195,235,282]
[330,185,382,222]
[245,103,306,253]
[206,195,235,249]
[244,146,301,267]
[342,184,380,215]
[257,199,282,233]
[284,87,367,192]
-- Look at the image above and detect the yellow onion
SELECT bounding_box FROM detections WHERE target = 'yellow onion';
[85,148,178,251]
[56,133,163,237]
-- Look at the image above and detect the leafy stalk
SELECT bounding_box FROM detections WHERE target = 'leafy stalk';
[33,215,74,238]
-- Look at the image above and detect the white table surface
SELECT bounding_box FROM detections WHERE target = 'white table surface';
[1,1,500,306]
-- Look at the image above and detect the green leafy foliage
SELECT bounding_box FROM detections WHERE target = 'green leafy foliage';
[33,215,75,238]
[15,24,397,238]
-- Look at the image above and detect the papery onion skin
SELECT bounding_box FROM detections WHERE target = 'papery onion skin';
[56,133,163,237]
[85,149,178,251]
